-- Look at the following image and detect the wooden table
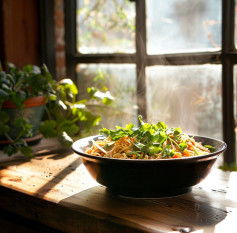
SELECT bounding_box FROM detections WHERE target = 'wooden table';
[0,142,237,233]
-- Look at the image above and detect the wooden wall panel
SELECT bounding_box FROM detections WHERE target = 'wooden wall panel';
[1,0,40,67]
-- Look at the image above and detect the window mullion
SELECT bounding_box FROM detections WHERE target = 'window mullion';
[222,0,236,165]
[39,0,56,78]
[64,0,77,82]
[72,54,136,64]
[146,52,222,66]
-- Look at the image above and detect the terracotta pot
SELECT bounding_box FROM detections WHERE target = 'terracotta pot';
[2,96,46,108]
[0,96,46,145]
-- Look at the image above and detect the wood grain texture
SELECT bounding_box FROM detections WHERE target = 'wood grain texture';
[1,148,237,233]
[1,0,40,66]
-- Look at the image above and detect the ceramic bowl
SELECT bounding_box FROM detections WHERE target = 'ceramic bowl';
[72,135,227,197]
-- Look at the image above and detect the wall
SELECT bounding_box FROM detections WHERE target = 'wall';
[0,0,40,68]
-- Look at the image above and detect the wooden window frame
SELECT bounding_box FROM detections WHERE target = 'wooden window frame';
[64,0,236,164]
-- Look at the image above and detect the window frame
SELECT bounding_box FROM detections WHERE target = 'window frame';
[39,0,56,78]
[64,0,236,164]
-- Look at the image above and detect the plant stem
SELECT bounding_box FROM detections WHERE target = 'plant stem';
[4,133,14,142]
[44,106,52,120]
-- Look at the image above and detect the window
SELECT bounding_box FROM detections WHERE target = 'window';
[64,0,236,164]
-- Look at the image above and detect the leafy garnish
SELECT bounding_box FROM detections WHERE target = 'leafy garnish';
[204,145,215,152]
[162,145,175,158]
[99,115,214,158]
[178,141,187,151]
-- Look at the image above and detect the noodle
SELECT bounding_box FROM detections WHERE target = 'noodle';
[85,116,214,159]
[86,134,212,160]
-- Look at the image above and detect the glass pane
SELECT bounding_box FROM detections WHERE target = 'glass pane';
[76,0,135,54]
[76,64,137,130]
[146,65,222,140]
[146,0,222,54]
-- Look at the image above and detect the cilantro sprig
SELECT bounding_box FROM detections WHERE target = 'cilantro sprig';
[99,115,190,158]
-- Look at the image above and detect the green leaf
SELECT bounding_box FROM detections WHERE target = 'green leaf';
[157,131,167,144]
[125,123,135,130]
[58,100,67,110]
[100,128,111,136]
[179,141,187,151]
[58,131,73,148]
[20,145,33,157]
[157,121,167,130]
[39,120,57,138]
[0,71,7,81]
[141,123,152,132]
[59,79,78,99]
[59,78,78,97]
[23,64,41,75]
[87,87,98,98]
[71,104,86,116]
[133,141,146,150]
[0,122,10,135]
[49,94,57,101]
[58,120,79,136]
[102,97,113,105]
[162,145,175,158]
[0,89,9,101]
[174,127,182,135]
[3,144,18,156]
[14,117,32,137]
[1,83,11,92]
[0,111,10,123]
[204,145,215,152]
[149,146,162,155]
[138,115,144,125]
[6,73,15,85]
[1,75,11,86]
[10,92,25,108]
[93,69,104,82]
[3,139,33,157]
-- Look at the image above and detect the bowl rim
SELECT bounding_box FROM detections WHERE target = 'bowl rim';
[72,135,227,163]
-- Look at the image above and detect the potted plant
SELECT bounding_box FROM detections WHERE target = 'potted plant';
[39,78,114,148]
[0,63,56,157]
[0,63,114,157]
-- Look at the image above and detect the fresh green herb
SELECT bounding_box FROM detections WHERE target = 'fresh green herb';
[204,145,215,152]
[149,146,162,155]
[178,141,187,151]
[99,115,215,158]
[162,145,175,158]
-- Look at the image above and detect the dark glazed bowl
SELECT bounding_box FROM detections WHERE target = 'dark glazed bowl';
[72,135,227,197]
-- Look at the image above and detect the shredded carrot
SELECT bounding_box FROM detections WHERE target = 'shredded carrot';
[182,149,190,157]
[173,152,182,158]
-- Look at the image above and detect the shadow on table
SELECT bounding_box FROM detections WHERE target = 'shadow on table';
[0,149,82,199]
[60,185,228,233]
[34,156,82,197]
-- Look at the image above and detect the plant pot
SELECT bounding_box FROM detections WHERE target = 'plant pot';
[0,96,46,146]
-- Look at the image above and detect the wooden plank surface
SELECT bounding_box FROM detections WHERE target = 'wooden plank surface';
[0,146,237,233]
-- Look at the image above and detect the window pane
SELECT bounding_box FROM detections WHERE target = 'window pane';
[76,64,137,130]
[146,65,222,140]
[76,0,135,54]
[146,0,222,54]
